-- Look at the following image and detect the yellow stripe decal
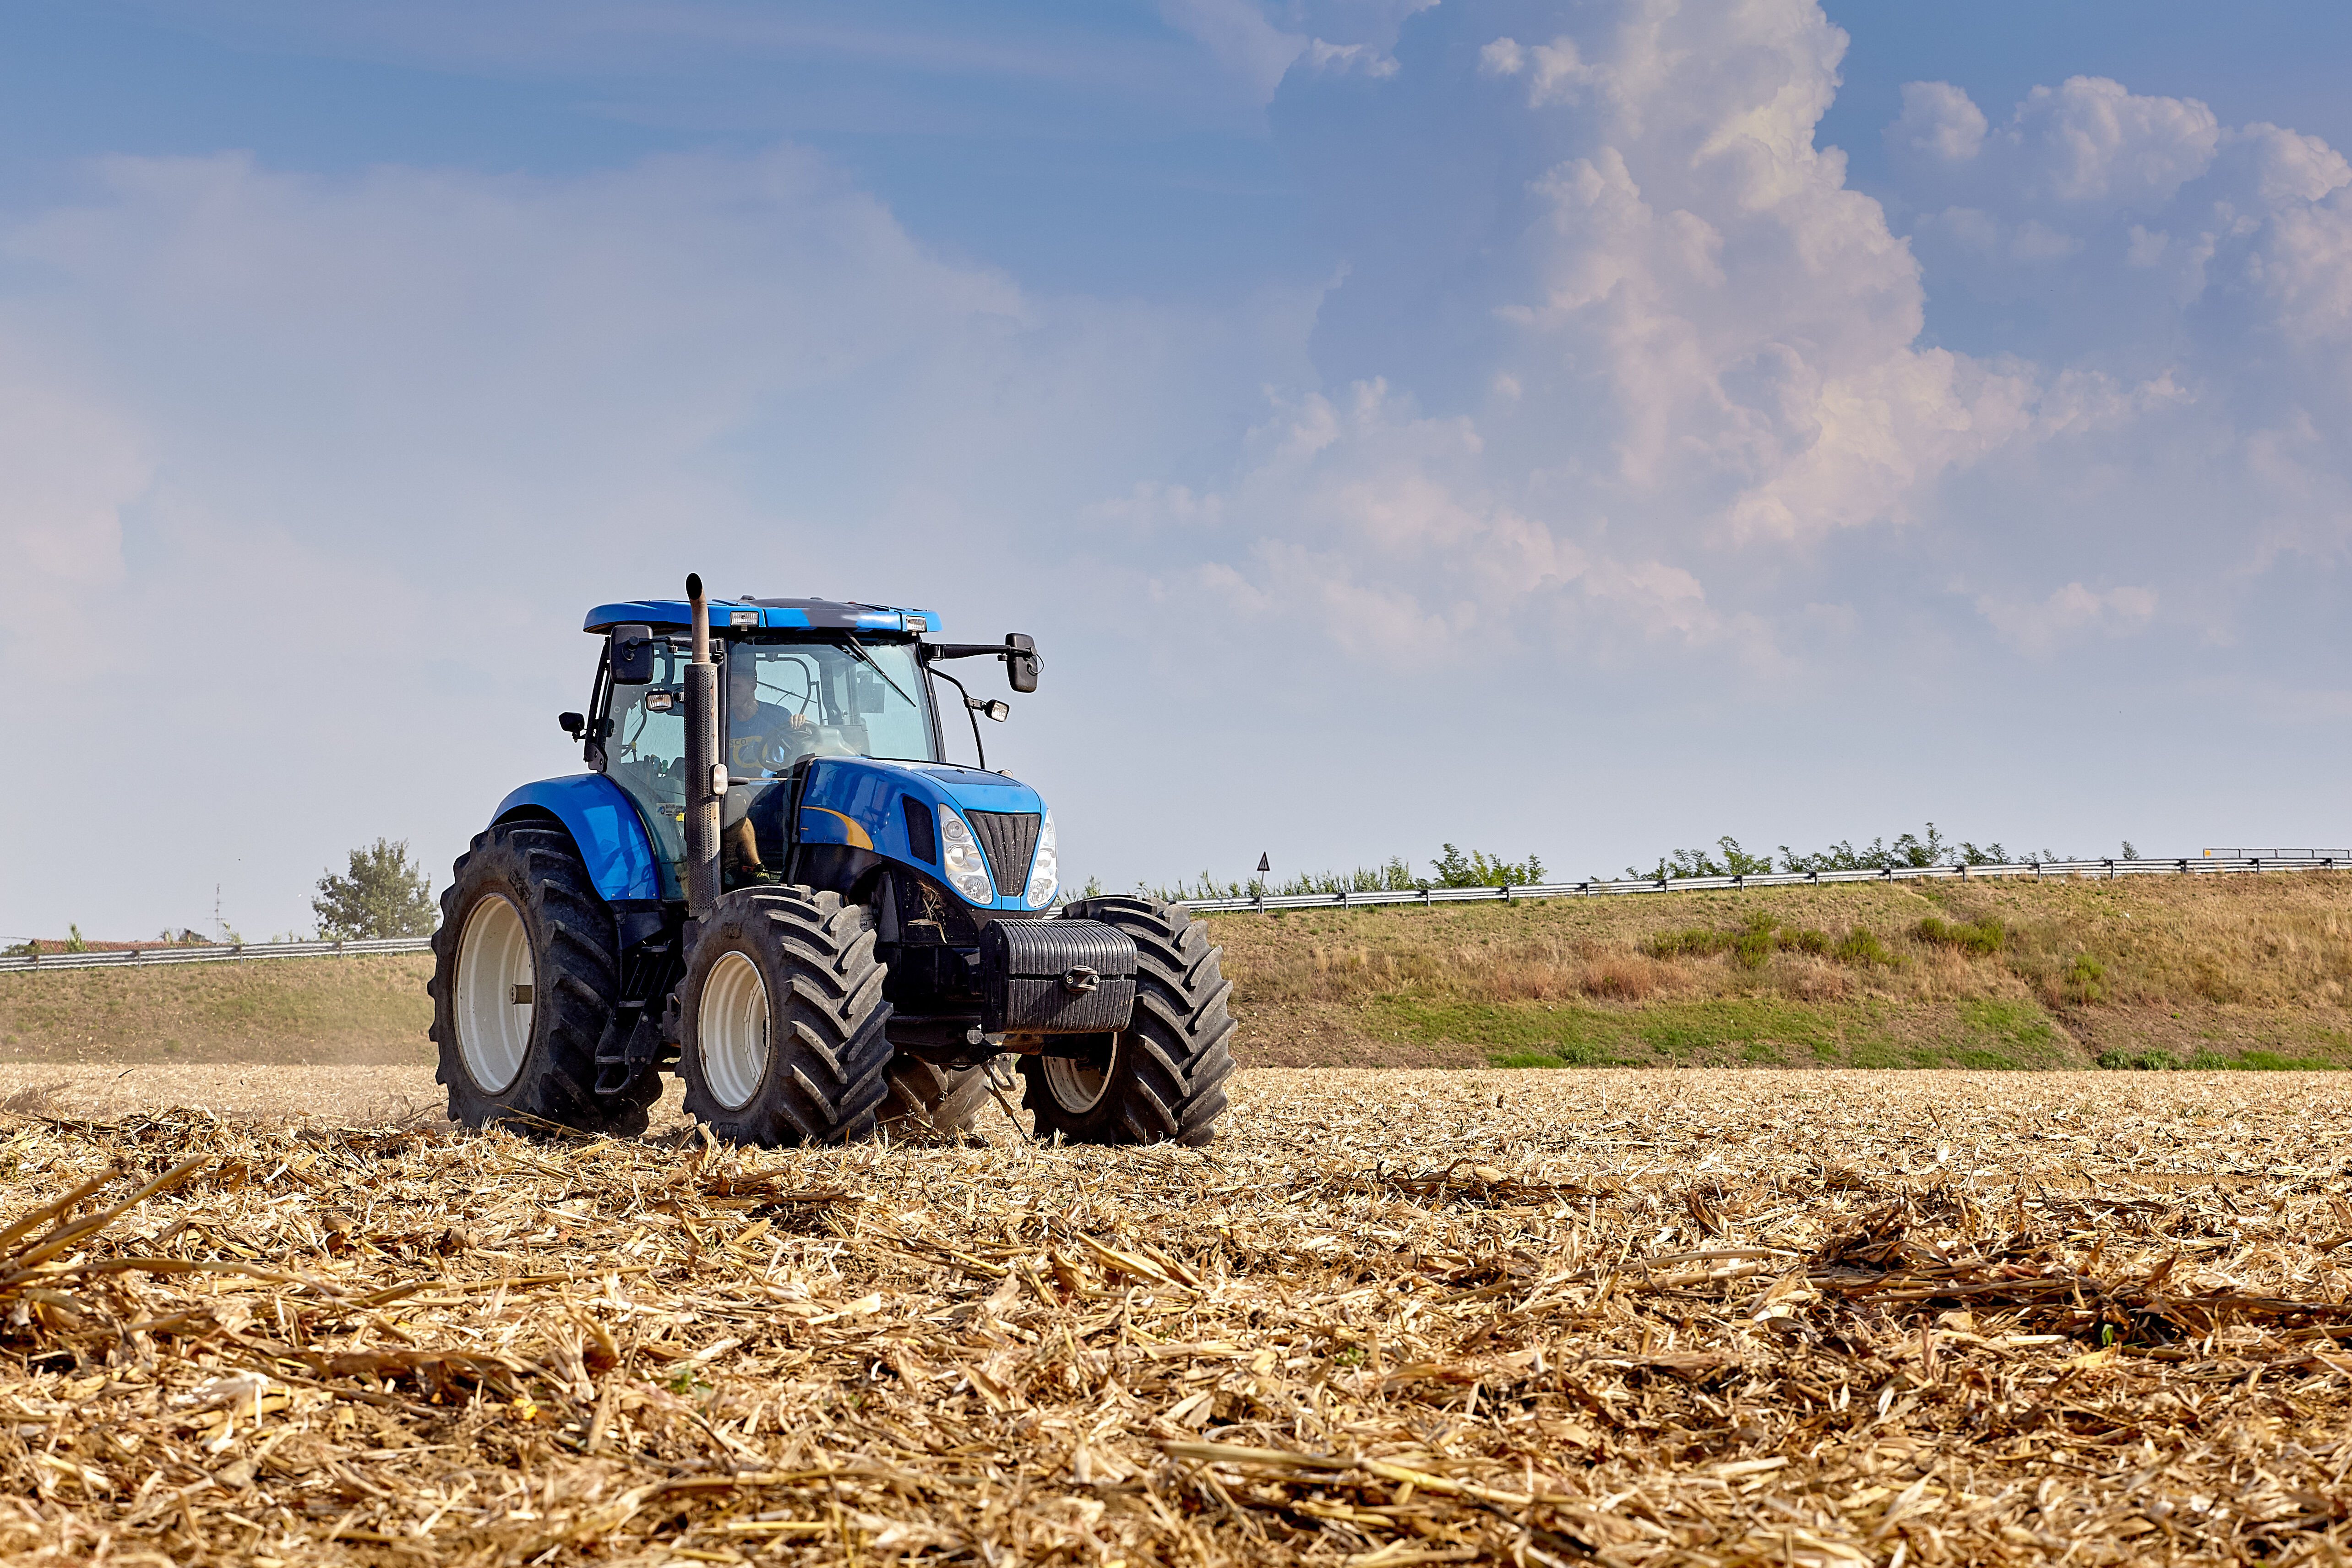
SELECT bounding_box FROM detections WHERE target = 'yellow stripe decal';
[802,806,874,851]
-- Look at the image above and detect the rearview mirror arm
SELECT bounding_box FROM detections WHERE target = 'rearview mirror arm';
[920,635,1039,694]
[924,665,989,773]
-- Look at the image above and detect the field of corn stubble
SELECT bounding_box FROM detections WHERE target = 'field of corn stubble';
[0,1067,2348,1566]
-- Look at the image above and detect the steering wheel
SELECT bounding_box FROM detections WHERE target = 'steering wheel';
[757,728,813,772]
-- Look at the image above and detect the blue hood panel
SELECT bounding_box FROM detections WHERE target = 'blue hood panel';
[797,757,1045,909]
[487,761,1045,912]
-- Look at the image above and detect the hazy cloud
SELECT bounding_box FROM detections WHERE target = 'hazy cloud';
[1977,582,2160,656]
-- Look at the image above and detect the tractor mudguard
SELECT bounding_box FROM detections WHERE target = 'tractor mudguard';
[493,776,664,904]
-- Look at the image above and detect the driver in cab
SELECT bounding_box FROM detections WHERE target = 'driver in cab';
[721,652,816,883]
[725,652,817,779]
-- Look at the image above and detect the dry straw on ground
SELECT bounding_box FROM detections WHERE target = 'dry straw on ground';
[0,1067,2347,1565]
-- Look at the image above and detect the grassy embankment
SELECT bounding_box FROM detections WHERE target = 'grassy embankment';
[1208,869,2352,1070]
[0,954,432,1065]
[5,871,2351,1069]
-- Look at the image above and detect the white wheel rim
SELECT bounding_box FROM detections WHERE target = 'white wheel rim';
[699,951,771,1111]
[455,894,533,1094]
[1042,1039,1114,1113]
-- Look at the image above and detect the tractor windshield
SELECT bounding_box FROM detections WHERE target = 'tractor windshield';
[599,633,938,898]
[724,636,936,773]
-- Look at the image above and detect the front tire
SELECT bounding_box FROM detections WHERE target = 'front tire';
[879,1056,996,1137]
[1020,897,1236,1146]
[675,887,894,1146]
[430,821,657,1137]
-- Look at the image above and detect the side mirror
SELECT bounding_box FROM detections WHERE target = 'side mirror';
[1004,632,1040,693]
[558,711,586,738]
[610,624,656,685]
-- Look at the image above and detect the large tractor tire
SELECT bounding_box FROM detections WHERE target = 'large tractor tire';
[1020,896,1236,1146]
[675,887,894,1146]
[878,1056,996,1138]
[430,821,658,1137]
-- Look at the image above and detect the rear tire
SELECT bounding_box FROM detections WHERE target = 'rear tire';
[879,1056,996,1137]
[430,821,657,1137]
[675,887,894,1146]
[1020,897,1235,1146]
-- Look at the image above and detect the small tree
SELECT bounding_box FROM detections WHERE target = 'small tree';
[313,838,436,939]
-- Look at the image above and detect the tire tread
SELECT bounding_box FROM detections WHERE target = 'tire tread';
[675,886,894,1146]
[1020,897,1235,1147]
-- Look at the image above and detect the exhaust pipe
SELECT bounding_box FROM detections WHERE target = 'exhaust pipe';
[683,572,721,917]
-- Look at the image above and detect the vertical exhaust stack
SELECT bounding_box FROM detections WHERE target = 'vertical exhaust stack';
[683,572,721,918]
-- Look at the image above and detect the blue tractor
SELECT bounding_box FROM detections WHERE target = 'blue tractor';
[426,577,1236,1146]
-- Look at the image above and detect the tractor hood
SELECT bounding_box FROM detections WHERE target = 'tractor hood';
[794,757,1050,912]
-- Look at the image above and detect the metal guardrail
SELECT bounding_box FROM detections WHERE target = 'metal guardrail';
[1174,854,2348,914]
[0,935,433,975]
[2203,848,2347,859]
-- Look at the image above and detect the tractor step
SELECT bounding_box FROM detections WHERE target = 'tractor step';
[593,1011,667,1098]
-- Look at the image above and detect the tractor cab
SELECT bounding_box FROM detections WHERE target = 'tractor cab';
[582,601,962,902]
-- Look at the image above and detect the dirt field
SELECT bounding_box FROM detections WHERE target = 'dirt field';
[0,1067,2346,1564]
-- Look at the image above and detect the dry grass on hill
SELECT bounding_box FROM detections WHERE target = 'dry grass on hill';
[0,1069,2346,1566]
[0,957,433,1067]
[1206,871,2352,1070]
[5,872,2350,1074]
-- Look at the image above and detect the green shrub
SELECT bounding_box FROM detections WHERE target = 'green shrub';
[1833,927,1900,967]
[1914,915,2006,955]
[2069,953,2108,1003]
[1646,928,1735,959]
[1731,914,1776,970]
[1433,844,1546,889]
[2096,1048,2178,1071]
[1160,844,1543,900]
[1778,824,1954,873]
[1652,920,1888,969]
[1626,836,1776,881]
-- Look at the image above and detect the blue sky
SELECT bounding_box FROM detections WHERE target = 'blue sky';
[5,0,2352,937]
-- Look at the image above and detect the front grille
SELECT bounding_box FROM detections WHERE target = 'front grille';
[966,811,1040,898]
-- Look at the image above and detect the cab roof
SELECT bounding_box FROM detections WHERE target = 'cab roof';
[583,597,939,637]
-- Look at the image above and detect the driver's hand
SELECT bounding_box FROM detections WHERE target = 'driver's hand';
[787,713,814,731]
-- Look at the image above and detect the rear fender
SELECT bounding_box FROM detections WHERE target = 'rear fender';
[493,775,664,904]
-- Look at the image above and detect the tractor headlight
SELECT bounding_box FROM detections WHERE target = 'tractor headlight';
[938,808,995,904]
[1025,811,1058,908]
